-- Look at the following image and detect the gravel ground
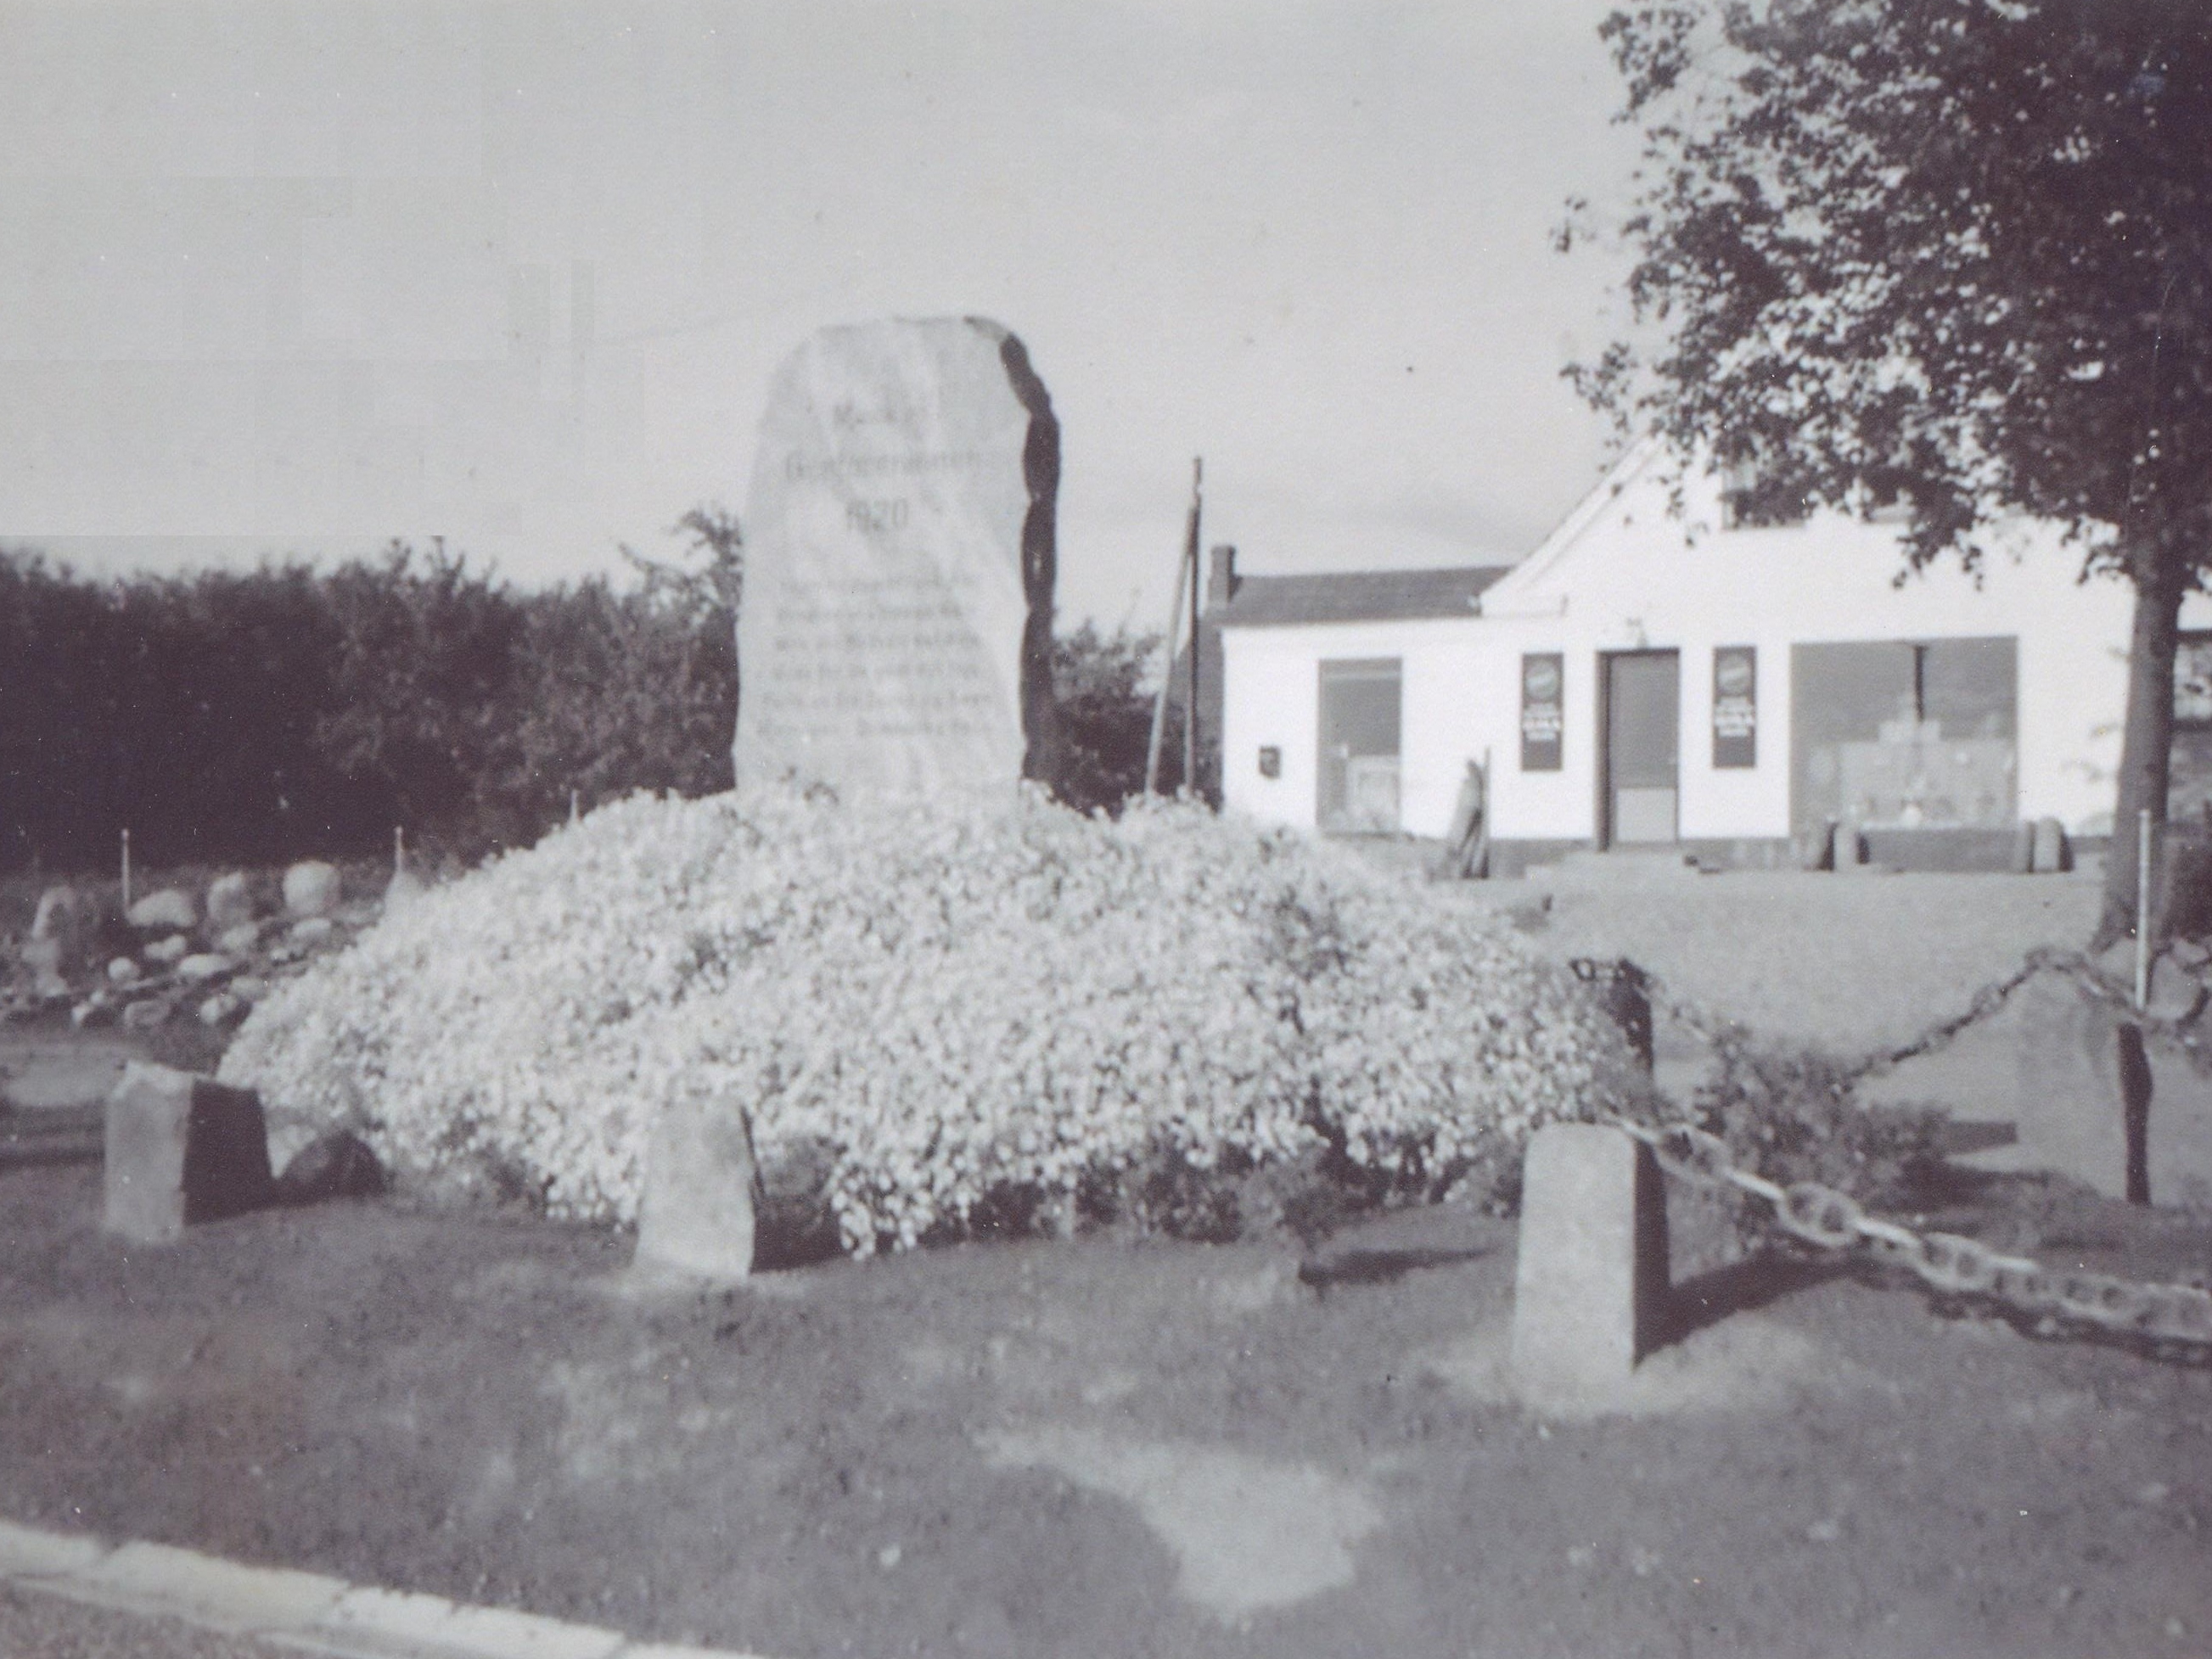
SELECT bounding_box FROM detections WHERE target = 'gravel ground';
[1452,867,2106,1054]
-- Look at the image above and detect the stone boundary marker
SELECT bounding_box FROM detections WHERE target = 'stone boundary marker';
[0,1518,775,1659]
[1509,1123,1670,1399]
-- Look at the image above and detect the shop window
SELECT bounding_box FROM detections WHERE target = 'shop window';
[1790,638,2016,837]
[1317,659,1401,832]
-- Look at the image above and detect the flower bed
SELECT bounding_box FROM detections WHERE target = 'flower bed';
[221,787,1629,1254]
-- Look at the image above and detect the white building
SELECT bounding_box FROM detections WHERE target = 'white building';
[1215,443,2159,872]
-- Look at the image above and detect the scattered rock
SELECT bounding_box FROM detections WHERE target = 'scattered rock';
[105,958,138,984]
[205,872,255,930]
[216,921,261,955]
[176,952,233,983]
[120,999,170,1031]
[127,888,197,932]
[102,1062,273,1243]
[272,1129,385,1205]
[70,1000,111,1030]
[145,934,188,964]
[197,993,244,1028]
[288,916,334,946]
[283,860,341,918]
[230,974,270,1001]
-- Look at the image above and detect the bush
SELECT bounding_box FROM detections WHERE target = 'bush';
[220,787,1630,1254]
[1678,1026,1948,1238]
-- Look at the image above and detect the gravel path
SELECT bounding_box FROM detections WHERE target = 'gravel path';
[1454,868,2105,1053]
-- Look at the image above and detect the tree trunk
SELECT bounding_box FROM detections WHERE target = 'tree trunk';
[2096,545,2187,950]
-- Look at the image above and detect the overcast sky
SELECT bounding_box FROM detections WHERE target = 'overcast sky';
[0,0,1642,628]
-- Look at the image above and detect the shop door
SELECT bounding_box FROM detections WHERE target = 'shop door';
[1603,650,1680,845]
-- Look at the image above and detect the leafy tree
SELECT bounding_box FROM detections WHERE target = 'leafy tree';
[508,507,744,827]
[315,541,529,854]
[1053,621,1164,814]
[1568,0,2211,940]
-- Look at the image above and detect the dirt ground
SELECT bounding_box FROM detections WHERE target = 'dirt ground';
[2,1128,2209,1659]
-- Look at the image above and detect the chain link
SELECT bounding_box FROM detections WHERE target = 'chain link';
[1610,1117,2212,1353]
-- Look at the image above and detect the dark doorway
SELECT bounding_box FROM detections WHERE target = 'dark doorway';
[1317,659,1401,832]
[1603,650,1680,845]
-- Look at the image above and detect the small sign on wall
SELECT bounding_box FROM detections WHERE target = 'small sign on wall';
[1521,653,1564,771]
[1712,646,1756,767]
[1257,745,1282,779]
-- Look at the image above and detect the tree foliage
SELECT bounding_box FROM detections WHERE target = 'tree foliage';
[0,511,744,876]
[1572,0,2212,934]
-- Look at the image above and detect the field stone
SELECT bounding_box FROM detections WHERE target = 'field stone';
[121,999,170,1031]
[103,1062,274,1243]
[288,916,334,945]
[176,952,233,983]
[127,888,196,932]
[106,957,139,984]
[273,1129,385,1206]
[635,1095,755,1281]
[283,860,342,918]
[145,934,188,964]
[205,872,255,930]
[197,992,244,1028]
[216,921,261,954]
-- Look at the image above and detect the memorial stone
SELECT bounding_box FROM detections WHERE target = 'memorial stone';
[737,317,1061,799]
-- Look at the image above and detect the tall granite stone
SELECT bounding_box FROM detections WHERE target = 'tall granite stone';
[737,317,1061,799]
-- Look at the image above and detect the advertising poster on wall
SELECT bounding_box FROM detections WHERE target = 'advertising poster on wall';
[1521,653,1564,771]
[1713,645,1756,768]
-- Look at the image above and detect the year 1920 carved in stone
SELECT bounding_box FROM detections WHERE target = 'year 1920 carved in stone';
[736,317,1062,799]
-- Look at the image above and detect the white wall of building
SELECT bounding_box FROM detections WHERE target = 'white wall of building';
[1221,447,2140,844]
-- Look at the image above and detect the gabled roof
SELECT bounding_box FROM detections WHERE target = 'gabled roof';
[1210,564,1513,629]
[1475,437,1668,613]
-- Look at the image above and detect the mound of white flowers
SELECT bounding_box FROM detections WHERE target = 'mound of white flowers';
[221,786,1626,1254]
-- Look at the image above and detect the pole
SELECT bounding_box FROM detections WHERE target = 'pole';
[120,828,131,913]
[1142,543,1187,797]
[1143,459,1204,796]
[2136,807,2153,1010]
[394,824,407,875]
[1182,459,1203,797]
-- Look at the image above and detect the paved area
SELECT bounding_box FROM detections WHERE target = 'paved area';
[0,1521,770,1659]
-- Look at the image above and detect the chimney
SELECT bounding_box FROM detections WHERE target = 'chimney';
[1206,544,1237,611]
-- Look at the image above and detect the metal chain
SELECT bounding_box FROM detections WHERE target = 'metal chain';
[1608,1117,2212,1354]
[1622,946,2212,1086]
